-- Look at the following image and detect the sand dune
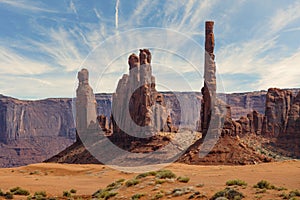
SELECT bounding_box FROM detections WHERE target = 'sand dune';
[0,161,299,199]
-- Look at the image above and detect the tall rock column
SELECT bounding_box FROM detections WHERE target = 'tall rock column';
[111,49,170,146]
[200,21,217,136]
[76,69,98,136]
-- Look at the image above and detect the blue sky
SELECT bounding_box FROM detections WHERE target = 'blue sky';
[0,0,299,99]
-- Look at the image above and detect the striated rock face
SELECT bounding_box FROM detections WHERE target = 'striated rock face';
[219,91,267,119]
[274,91,300,157]
[0,97,75,143]
[262,88,293,137]
[0,95,75,167]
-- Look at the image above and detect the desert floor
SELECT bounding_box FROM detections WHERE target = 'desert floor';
[0,160,299,199]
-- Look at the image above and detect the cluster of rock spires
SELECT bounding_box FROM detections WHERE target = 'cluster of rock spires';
[46,21,299,165]
[110,49,177,147]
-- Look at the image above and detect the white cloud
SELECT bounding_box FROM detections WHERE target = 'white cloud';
[115,0,120,29]
[269,2,300,34]
[69,0,78,15]
[257,50,300,90]
[0,0,55,13]
[0,46,52,75]
[28,27,85,72]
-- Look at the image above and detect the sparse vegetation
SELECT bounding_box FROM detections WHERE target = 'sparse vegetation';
[106,179,123,190]
[70,189,77,194]
[29,171,40,175]
[116,178,125,183]
[136,171,157,179]
[152,192,164,200]
[196,183,205,187]
[131,193,144,200]
[155,170,176,179]
[255,188,267,194]
[177,176,190,183]
[93,189,117,200]
[226,179,247,186]
[34,191,47,197]
[63,191,71,197]
[125,179,139,187]
[10,186,30,196]
[155,179,166,185]
[210,188,244,200]
[4,192,14,199]
[253,180,276,190]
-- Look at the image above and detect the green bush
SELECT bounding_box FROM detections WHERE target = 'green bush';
[210,188,244,200]
[155,170,176,179]
[63,191,71,197]
[136,171,157,179]
[116,178,125,183]
[70,189,77,194]
[253,180,275,189]
[155,179,166,185]
[125,179,139,187]
[10,187,30,196]
[226,179,247,186]
[152,192,163,200]
[289,190,300,198]
[177,176,190,183]
[131,193,144,200]
[4,192,13,199]
[34,191,47,197]
[93,189,117,200]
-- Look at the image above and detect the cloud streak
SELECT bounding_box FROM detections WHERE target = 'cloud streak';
[115,0,120,29]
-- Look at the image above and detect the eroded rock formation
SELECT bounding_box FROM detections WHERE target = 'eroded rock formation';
[199,21,217,136]
[111,49,175,146]
[76,69,98,135]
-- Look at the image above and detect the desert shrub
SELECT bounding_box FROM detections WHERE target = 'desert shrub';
[29,171,39,175]
[155,179,166,184]
[177,176,190,183]
[63,191,71,197]
[131,193,144,200]
[255,189,266,194]
[275,186,287,191]
[116,178,125,183]
[0,189,4,196]
[70,189,77,194]
[10,187,30,196]
[210,188,244,200]
[152,192,164,200]
[4,192,13,199]
[136,171,157,179]
[196,183,205,187]
[34,191,47,197]
[106,179,124,191]
[155,170,176,179]
[93,189,117,200]
[289,190,300,198]
[253,180,275,189]
[226,179,247,186]
[125,179,139,187]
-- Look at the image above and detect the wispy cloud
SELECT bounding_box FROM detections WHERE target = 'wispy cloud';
[0,0,55,13]
[28,27,85,72]
[0,46,52,75]
[69,0,78,16]
[269,1,300,34]
[115,0,120,29]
